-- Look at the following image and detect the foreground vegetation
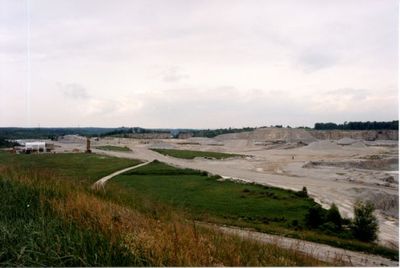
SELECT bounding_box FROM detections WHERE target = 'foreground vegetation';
[0,178,135,266]
[151,148,243,159]
[96,145,131,152]
[0,152,326,266]
[111,161,398,260]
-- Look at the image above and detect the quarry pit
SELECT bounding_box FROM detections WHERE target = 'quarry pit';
[54,128,399,249]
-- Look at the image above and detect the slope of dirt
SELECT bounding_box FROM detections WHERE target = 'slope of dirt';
[337,137,358,145]
[305,140,342,151]
[349,188,399,218]
[350,141,367,148]
[303,158,398,171]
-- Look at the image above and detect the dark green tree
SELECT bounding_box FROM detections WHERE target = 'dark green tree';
[305,205,325,228]
[326,203,342,230]
[351,201,378,242]
[296,186,308,198]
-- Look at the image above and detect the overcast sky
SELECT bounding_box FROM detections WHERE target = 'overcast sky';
[0,0,398,128]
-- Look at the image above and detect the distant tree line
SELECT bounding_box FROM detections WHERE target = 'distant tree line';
[0,137,19,148]
[100,127,171,137]
[192,127,256,138]
[314,121,398,130]
[0,128,115,139]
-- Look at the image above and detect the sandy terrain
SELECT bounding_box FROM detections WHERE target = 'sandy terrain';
[53,129,399,249]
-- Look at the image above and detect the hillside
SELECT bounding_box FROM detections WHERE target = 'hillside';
[214,127,398,142]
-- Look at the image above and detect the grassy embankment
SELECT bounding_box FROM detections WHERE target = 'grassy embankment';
[110,161,399,260]
[96,145,131,152]
[0,152,326,266]
[151,148,242,159]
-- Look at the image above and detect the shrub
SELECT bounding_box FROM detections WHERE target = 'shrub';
[305,205,325,228]
[326,203,342,230]
[351,201,378,242]
[319,222,337,235]
[295,186,308,198]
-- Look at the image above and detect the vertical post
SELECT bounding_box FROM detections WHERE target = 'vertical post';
[86,137,91,153]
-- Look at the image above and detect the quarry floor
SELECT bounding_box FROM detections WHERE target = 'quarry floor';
[54,136,399,249]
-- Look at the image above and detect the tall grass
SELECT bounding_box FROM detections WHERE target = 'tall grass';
[0,177,137,266]
[0,164,326,266]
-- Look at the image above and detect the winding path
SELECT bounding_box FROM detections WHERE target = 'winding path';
[92,161,151,190]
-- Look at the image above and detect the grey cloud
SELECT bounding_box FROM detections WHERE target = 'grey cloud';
[326,88,369,100]
[59,83,90,100]
[161,67,189,83]
[297,50,337,72]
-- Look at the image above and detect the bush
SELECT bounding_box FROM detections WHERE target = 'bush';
[319,222,337,235]
[295,186,308,198]
[351,201,378,242]
[326,203,342,230]
[305,205,325,228]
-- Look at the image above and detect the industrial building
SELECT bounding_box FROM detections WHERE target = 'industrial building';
[14,140,54,154]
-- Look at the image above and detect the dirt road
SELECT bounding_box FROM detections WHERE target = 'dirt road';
[91,161,151,190]
[198,222,398,267]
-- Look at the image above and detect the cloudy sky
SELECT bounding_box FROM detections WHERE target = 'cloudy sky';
[0,0,398,128]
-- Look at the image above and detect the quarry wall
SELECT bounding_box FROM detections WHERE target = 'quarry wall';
[308,130,398,141]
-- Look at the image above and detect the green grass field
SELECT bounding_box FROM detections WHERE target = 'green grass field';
[0,152,141,184]
[96,145,131,152]
[0,152,326,266]
[151,148,242,159]
[113,161,314,228]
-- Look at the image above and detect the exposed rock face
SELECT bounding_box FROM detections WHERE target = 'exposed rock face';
[308,130,398,141]
[215,128,317,144]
